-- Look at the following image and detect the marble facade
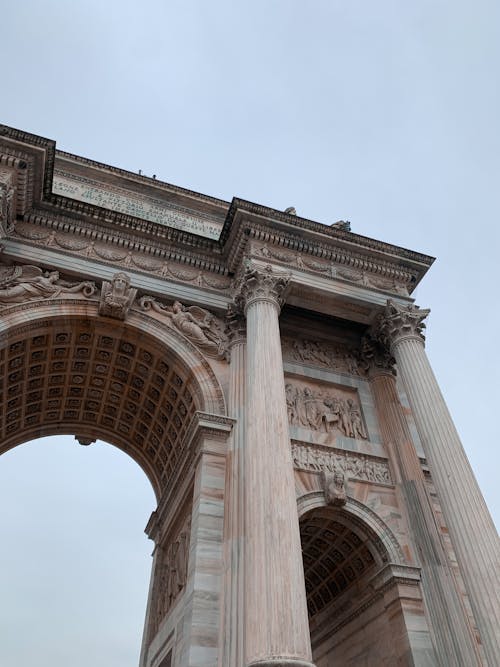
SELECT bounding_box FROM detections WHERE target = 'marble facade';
[0,125,499,666]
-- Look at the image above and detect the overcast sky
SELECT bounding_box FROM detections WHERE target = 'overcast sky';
[1,2,499,666]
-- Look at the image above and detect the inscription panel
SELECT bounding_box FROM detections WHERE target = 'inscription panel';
[53,172,223,239]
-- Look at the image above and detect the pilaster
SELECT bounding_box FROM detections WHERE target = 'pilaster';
[219,307,247,667]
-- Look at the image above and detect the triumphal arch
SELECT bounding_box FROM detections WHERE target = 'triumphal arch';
[0,125,499,666]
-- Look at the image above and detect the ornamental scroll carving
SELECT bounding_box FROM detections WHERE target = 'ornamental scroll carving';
[153,515,191,631]
[291,441,392,484]
[139,296,228,359]
[282,336,364,377]
[0,264,96,305]
[286,381,368,440]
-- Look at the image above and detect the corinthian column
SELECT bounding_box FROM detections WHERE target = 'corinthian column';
[236,265,314,667]
[377,300,500,666]
[364,337,481,665]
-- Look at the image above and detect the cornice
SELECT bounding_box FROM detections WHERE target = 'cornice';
[222,197,435,267]
[1,124,436,304]
[17,211,229,275]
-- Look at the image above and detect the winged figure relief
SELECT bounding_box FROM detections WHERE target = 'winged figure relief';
[0,264,96,305]
[139,296,228,358]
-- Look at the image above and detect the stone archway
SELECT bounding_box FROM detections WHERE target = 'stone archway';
[0,301,232,667]
[298,496,425,666]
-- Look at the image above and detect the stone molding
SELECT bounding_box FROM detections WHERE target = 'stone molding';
[296,491,405,565]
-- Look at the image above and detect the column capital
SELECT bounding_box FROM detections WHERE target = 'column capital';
[360,333,396,378]
[234,263,291,314]
[376,299,430,351]
[225,304,246,349]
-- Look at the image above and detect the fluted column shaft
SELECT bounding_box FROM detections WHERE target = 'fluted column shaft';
[370,367,481,665]
[239,266,314,667]
[220,317,246,667]
[379,302,500,665]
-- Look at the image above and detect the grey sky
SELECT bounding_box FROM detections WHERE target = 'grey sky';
[1,2,499,665]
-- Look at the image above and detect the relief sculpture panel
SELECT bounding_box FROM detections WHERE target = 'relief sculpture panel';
[282,336,365,377]
[286,379,368,440]
[291,441,392,485]
[152,513,191,637]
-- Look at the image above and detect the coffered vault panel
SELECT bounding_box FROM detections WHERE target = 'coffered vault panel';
[300,510,380,618]
[0,318,199,496]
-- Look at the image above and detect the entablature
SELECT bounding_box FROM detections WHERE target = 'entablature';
[0,124,435,324]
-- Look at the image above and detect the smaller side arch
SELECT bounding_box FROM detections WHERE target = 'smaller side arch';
[297,490,406,566]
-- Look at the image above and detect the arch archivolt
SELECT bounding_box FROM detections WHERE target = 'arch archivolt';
[0,297,227,500]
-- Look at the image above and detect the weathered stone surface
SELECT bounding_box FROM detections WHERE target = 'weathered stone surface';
[0,125,498,667]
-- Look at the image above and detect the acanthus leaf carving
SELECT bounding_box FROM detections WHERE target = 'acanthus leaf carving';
[235,263,291,313]
[376,299,430,350]
[359,333,396,376]
[138,296,228,359]
[98,272,137,320]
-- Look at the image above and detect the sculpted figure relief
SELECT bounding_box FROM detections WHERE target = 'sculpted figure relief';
[0,264,96,305]
[286,382,368,440]
[154,519,191,630]
[291,442,392,484]
[99,272,137,320]
[282,336,364,377]
[139,296,228,358]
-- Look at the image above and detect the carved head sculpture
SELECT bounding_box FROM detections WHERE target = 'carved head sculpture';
[112,272,130,295]
[46,271,59,283]
[172,301,184,313]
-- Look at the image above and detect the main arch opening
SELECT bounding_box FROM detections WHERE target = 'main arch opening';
[0,309,227,665]
[0,435,155,667]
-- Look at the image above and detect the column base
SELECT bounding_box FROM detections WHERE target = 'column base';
[248,660,316,667]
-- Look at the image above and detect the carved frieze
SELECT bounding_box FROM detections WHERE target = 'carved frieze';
[282,336,365,377]
[98,272,137,320]
[257,244,411,295]
[291,441,392,484]
[138,296,228,359]
[0,263,96,306]
[12,222,232,292]
[286,380,368,440]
